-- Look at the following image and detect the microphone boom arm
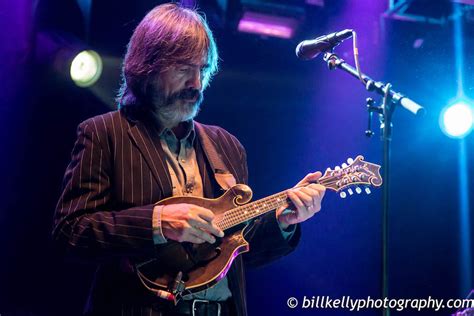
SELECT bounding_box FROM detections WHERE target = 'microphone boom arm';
[323,52,425,116]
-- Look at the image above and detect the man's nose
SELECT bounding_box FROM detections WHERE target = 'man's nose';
[186,69,202,91]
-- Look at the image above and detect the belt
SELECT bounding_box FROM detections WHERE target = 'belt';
[152,299,231,316]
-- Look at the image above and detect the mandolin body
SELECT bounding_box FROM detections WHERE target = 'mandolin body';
[137,184,254,294]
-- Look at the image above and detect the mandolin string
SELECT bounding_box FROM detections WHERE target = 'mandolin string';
[218,172,376,229]
[221,193,309,229]
[219,180,338,229]
[220,188,329,229]
[218,192,290,229]
[221,180,335,227]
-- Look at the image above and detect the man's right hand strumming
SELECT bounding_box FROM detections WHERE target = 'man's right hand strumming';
[161,204,224,244]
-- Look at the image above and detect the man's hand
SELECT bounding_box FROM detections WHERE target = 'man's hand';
[161,204,224,244]
[276,171,326,230]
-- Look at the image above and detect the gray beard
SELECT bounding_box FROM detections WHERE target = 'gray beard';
[154,102,201,128]
[150,90,202,128]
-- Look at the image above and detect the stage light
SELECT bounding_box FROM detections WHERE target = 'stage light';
[238,11,298,39]
[35,31,103,88]
[440,100,474,138]
[306,0,324,7]
[70,50,102,87]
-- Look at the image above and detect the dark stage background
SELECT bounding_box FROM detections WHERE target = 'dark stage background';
[1,0,473,315]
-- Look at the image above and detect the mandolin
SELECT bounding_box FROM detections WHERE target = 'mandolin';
[135,155,382,300]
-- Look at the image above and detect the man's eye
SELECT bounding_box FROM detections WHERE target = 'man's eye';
[178,67,189,73]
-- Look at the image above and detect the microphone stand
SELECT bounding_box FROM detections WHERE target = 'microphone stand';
[322,51,425,316]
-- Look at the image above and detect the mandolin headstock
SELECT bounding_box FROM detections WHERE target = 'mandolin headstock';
[320,155,382,198]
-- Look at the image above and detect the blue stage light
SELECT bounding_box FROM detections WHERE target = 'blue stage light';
[440,100,473,138]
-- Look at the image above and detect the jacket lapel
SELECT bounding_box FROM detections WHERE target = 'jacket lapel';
[195,122,237,191]
[127,119,173,199]
[195,134,220,198]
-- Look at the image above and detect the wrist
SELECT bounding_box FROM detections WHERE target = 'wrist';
[152,204,167,244]
[277,216,290,230]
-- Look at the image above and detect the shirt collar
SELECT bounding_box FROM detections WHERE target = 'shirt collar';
[159,120,196,144]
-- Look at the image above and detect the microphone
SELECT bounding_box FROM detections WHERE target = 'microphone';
[296,29,353,60]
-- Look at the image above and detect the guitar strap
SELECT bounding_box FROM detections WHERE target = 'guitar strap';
[195,122,236,191]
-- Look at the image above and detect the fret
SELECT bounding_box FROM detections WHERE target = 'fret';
[217,191,290,230]
[214,157,382,230]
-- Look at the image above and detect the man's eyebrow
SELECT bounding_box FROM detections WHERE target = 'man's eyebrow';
[178,62,210,69]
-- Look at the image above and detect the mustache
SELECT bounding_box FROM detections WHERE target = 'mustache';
[167,88,202,104]
[179,88,201,100]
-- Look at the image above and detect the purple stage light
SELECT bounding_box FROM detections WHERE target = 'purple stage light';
[413,38,424,49]
[179,0,196,8]
[306,0,324,7]
[237,11,298,39]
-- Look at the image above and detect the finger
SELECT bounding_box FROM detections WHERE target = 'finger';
[191,205,216,222]
[299,186,323,208]
[185,234,206,244]
[190,227,216,244]
[310,171,323,180]
[278,209,298,225]
[299,186,318,201]
[287,191,304,221]
[307,183,326,199]
[189,217,224,238]
[291,190,318,219]
[292,189,314,209]
[297,171,322,186]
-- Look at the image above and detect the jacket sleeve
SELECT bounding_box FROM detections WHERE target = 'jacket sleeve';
[230,135,301,267]
[52,120,156,262]
[243,213,301,267]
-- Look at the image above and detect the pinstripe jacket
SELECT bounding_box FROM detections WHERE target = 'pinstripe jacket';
[53,109,301,315]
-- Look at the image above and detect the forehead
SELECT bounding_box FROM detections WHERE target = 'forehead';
[176,54,208,67]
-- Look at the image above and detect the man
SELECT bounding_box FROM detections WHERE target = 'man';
[53,3,326,316]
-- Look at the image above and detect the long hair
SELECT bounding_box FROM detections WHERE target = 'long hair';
[116,3,219,108]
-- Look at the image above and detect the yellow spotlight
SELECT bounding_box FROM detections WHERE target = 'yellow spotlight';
[70,50,103,87]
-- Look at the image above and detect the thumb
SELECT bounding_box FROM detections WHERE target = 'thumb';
[296,171,322,187]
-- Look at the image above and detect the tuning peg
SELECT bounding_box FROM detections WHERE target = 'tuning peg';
[365,187,371,195]
[348,188,354,195]
[339,191,347,199]
[334,166,341,171]
[347,157,354,164]
[341,163,348,168]
[355,186,362,194]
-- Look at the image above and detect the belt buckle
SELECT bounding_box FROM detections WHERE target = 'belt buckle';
[192,299,221,316]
